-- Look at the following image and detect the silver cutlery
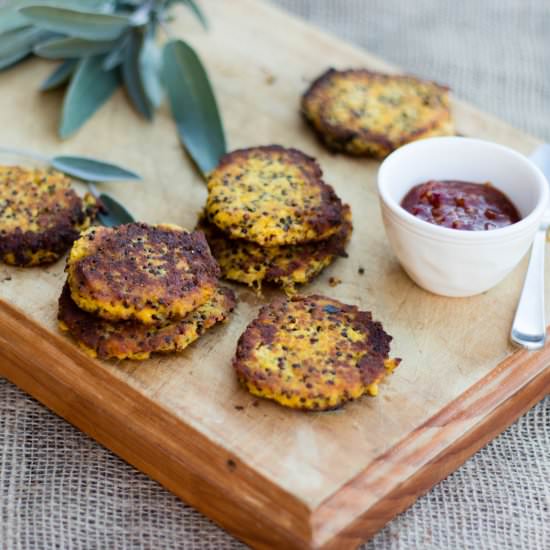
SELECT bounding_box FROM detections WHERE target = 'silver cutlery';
[510,144,550,350]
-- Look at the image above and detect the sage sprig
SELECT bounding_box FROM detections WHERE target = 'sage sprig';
[50,154,140,226]
[0,0,226,178]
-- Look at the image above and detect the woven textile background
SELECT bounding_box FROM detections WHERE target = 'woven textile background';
[1,1,549,549]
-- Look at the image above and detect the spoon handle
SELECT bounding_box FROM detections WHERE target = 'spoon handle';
[510,226,547,350]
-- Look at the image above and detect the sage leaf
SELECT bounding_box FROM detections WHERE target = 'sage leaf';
[97,193,135,227]
[122,29,153,120]
[102,34,129,71]
[40,58,77,91]
[52,155,141,182]
[139,33,163,108]
[0,27,47,70]
[0,26,40,59]
[168,0,207,29]
[0,7,28,35]
[162,39,226,176]
[18,6,131,41]
[182,0,208,30]
[0,51,31,70]
[34,36,119,59]
[60,55,119,139]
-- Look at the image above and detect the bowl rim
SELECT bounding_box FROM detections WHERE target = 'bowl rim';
[377,136,549,241]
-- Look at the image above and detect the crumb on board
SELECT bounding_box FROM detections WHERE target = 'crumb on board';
[329,276,342,287]
[261,68,276,85]
[234,405,244,411]
[358,267,365,275]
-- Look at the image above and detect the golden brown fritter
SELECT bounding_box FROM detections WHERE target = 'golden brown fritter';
[198,205,352,293]
[205,146,344,246]
[0,165,98,266]
[302,69,454,159]
[233,295,400,411]
[58,283,236,360]
[67,223,221,324]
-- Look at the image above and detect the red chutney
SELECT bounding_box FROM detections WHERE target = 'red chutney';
[401,180,520,230]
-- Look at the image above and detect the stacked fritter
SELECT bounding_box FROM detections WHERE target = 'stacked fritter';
[0,166,98,266]
[58,222,236,361]
[199,145,352,293]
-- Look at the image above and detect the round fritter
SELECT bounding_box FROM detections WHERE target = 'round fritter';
[302,69,454,159]
[58,283,236,360]
[233,295,400,411]
[0,165,98,266]
[198,205,352,293]
[205,146,344,246]
[67,223,221,324]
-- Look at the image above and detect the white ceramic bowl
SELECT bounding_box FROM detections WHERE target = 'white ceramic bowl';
[377,137,549,297]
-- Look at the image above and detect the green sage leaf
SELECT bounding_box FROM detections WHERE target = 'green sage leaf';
[60,55,119,139]
[122,29,153,120]
[0,8,28,35]
[0,0,108,34]
[0,50,31,70]
[139,33,163,108]
[162,39,226,176]
[18,6,130,41]
[168,0,208,29]
[0,26,39,58]
[97,192,135,227]
[52,155,141,182]
[40,58,77,90]
[182,0,208,30]
[0,27,47,70]
[34,36,119,58]
[102,34,129,70]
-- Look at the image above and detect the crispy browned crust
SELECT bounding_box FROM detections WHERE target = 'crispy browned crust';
[0,169,99,266]
[198,204,352,292]
[68,224,221,324]
[301,68,453,158]
[233,294,400,411]
[206,145,344,246]
[58,283,236,360]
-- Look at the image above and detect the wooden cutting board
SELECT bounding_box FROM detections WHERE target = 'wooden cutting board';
[0,1,548,548]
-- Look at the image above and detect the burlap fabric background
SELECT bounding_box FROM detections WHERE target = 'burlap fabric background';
[1,1,549,549]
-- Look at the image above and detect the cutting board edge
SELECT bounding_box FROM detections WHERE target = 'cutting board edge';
[1,296,549,550]
[316,364,550,550]
[312,334,550,547]
[0,298,314,550]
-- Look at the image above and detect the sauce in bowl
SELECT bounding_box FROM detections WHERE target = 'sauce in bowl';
[401,180,520,230]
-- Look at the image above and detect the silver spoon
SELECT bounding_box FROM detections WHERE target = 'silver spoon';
[510,144,550,350]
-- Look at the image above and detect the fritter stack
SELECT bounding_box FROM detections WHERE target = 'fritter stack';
[58,222,236,361]
[199,145,352,293]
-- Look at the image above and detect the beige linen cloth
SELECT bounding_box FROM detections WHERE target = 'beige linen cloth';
[1,1,549,549]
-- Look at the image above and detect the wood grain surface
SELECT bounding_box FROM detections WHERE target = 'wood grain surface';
[0,1,548,548]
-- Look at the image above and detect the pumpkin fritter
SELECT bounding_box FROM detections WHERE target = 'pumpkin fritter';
[205,146,344,246]
[58,283,236,360]
[302,69,454,159]
[198,205,352,293]
[0,165,98,266]
[233,295,400,411]
[67,223,221,324]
